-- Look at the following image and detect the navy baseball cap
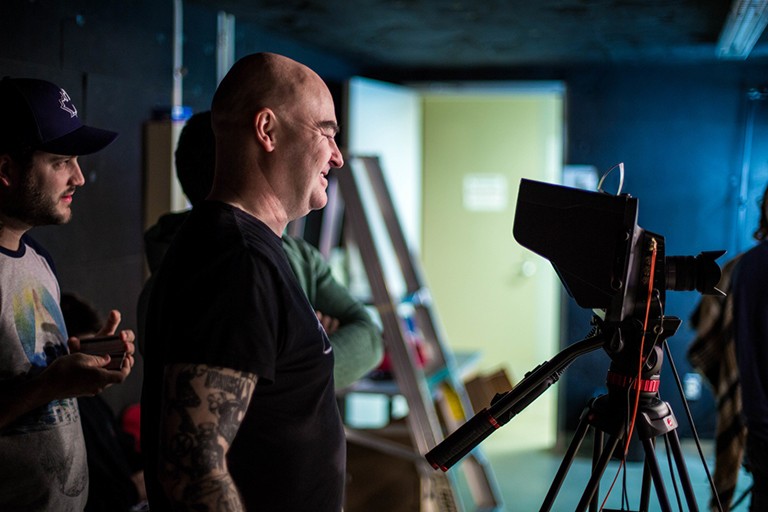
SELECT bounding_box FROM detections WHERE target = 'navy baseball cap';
[0,77,118,155]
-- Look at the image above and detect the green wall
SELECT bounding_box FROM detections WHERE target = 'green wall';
[421,92,563,452]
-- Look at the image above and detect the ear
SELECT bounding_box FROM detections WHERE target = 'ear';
[253,108,277,152]
[0,154,15,188]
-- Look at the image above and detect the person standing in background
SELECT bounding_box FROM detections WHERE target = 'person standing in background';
[732,184,768,511]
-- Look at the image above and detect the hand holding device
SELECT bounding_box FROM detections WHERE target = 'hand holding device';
[79,335,127,370]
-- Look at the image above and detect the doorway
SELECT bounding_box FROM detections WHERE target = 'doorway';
[346,78,565,454]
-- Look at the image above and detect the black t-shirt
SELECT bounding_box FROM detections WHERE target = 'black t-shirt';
[141,201,345,511]
[733,241,768,443]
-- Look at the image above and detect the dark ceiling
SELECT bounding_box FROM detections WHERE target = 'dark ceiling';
[189,0,768,70]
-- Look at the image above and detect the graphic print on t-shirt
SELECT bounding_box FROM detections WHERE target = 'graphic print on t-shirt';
[7,284,79,433]
[14,286,68,366]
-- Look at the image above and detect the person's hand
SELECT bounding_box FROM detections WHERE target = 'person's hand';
[68,309,136,374]
[39,351,129,399]
[316,311,340,336]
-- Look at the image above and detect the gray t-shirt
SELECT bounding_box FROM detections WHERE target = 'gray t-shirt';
[0,236,87,511]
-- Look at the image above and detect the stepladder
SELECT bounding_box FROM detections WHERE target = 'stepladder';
[325,155,504,512]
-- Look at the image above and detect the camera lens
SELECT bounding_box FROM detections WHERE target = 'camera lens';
[665,251,725,295]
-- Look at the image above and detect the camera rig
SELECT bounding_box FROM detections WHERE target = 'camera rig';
[425,178,725,511]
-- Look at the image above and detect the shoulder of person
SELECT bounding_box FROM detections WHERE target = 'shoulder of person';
[20,234,57,274]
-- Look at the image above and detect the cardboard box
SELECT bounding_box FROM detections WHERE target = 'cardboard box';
[464,368,514,414]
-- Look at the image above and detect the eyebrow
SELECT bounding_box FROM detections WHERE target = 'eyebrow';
[318,120,340,135]
[44,153,76,163]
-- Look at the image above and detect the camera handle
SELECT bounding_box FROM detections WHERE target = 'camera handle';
[425,325,608,471]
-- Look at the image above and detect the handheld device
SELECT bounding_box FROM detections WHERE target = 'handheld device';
[79,335,126,370]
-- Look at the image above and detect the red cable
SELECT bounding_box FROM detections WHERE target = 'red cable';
[599,238,658,511]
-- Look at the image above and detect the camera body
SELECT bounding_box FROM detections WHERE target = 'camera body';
[512,178,723,325]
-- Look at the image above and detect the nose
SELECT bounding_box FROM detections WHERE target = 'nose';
[330,140,344,169]
[70,157,85,186]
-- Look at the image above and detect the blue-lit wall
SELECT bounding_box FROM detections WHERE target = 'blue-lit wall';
[560,63,768,437]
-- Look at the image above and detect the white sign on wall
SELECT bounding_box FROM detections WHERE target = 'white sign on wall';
[463,173,509,211]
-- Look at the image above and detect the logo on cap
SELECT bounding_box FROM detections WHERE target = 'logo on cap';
[58,89,77,118]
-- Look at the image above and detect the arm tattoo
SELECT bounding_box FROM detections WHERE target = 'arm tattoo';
[160,364,257,510]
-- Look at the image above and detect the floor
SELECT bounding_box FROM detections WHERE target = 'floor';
[467,437,755,511]
[342,395,754,511]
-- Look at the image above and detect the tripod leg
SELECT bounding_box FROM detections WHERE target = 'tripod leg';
[590,430,604,512]
[639,441,653,512]
[540,417,591,511]
[575,435,622,512]
[667,430,699,511]
[640,437,673,512]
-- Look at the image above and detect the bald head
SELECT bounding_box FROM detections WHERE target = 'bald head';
[211,52,323,140]
[207,52,343,232]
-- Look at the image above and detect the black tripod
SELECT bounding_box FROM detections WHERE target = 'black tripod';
[541,317,699,512]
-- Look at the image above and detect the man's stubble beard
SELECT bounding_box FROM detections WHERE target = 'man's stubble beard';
[2,176,71,227]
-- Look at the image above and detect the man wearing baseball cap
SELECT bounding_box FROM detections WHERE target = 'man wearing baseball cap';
[0,77,136,511]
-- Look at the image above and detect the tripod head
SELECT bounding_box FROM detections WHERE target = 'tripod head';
[598,315,678,383]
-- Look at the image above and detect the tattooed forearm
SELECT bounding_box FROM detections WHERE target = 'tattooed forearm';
[160,364,257,510]
[205,370,249,397]
[175,473,243,512]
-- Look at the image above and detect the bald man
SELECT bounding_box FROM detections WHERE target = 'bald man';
[141,53,346,511]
